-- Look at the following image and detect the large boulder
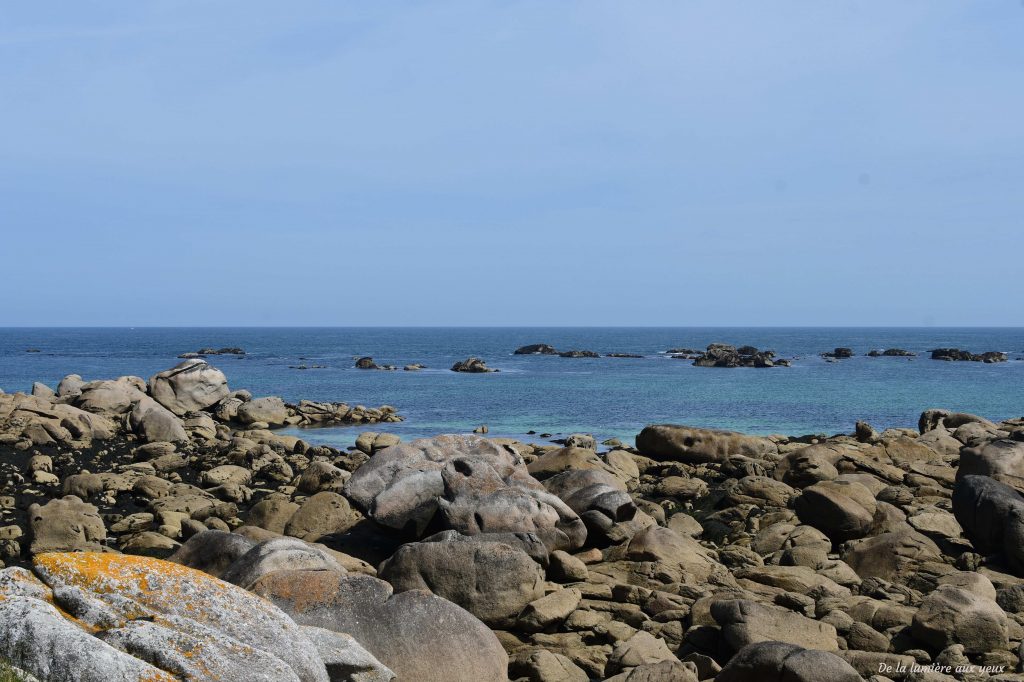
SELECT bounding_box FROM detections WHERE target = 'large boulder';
[952,474,1024,574]
[716,641,862,682]
[251,569,509,682]
[166,529,258,578]
[345,435,585,551]
[711,599,839,651]
[624,525,723,584]
[129,396,188,443]
[793,480,876,542]
[219,537,345,589]
[28,496,107,554]
[236,396,289,427]
[958,440,1024,494]
[542,469,637,543]
[75,376,147,415]
[841,530,942,583]
[378,539,544,626]
[32,552,329,682]
[149,360,229,416]
[911,584,1009,654]
[284,492,362,542]
[0,594,177,682]
[773,444,843,487]
[635,425,776,464]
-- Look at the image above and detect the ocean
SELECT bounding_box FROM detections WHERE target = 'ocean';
[1,327,1021,447]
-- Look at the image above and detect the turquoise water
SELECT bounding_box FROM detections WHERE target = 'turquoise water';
[1,328,1021,447]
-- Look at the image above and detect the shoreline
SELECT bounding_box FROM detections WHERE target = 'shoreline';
[2,359,1024,680]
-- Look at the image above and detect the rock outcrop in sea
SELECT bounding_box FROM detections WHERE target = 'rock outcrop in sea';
[2,362,1024,681]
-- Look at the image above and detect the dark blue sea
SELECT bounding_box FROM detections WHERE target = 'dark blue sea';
[1,328,1022,447]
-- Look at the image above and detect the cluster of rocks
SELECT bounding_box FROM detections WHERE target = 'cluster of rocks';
[451,357,498,373]
[355,357,428,372]
[513,345,643,359]
[680,344,791,368]
[822,348,856,359]
[868,349,917,357]
[178,347,245,359]
[931,349,1008,363]
[4,363,1024,681]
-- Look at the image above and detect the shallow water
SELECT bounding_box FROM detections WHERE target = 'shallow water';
[1,327,1021,447]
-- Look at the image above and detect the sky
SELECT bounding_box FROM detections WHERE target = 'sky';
[1,1,1022,326]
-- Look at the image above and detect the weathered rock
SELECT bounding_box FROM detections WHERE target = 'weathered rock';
[251,569,509,682]
[911,584,1009,654]
[635,425,776,464]
[952,474,1024,574]
[624,525,722,584]
[285,492,361,542]
[958,439,1024,493]
[166,529,258,578]
[219,537,344,589]
[130,396,188,443]
[0,594,177,682]
[33,552,329,682]
[841,530,942,583]
[236,396,289,427]
[716,641,862,682]
[543,469,636,543]
[516,587,581,632]
[711,599,839,651]
[794,480,876,542]
[345,435,585,551]
[75,377,147,415]
[149,359,229,416]
[509,649,588,682]
[28,496,107,554]
[299,625,395,682]
[379,539,544,626]
[245,498,302,534]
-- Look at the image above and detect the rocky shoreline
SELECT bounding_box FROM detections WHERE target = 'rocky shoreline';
[2,362,1024,681]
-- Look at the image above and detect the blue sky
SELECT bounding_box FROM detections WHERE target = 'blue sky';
[2,2,1022,326]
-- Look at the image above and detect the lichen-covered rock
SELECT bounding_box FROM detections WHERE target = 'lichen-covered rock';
[149,359,229,416]
[251,569,509,682]
[33,552,329,682]
[635,424,776,464]
[0,595,177,682]
[28,496,107,554]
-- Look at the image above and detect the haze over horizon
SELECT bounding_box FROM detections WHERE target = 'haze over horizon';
[3,2,1022,327]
